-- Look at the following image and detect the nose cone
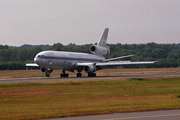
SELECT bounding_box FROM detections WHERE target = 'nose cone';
[34,56,41,65]
[34,57,37,63]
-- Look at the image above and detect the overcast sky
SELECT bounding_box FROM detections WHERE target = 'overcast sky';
[0,0,180,46]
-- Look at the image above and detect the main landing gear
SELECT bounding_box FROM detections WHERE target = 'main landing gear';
[77,73,96,77]
[88,73,96,77]
[77,72,82,77]
[76,70,82,77]
[60,70,69,77]
[59,70,96,78]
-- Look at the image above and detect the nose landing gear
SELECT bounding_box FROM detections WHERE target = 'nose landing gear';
[46,73,50,77]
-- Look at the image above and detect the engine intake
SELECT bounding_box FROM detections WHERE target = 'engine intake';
[83,64,96,73]
[89,45,110,56]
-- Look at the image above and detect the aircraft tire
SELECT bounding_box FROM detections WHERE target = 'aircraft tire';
[93,73,96,77]
[88,73,96,77]
[61,73,69,77]
[77,73,82,77]
[46,74,50,77]
[66,73,69,77]
[77,73,79,77]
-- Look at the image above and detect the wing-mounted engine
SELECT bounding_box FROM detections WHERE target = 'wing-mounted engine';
[89,45,110,56]
[41,67,53,74]
[83,64,96,73]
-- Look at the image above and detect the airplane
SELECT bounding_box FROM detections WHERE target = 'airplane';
[26,28,155,77]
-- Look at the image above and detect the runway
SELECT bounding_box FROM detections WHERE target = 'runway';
[43,109,180,120]
[0,72,180,84]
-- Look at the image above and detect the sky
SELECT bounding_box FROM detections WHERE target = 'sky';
[0,0,180,46]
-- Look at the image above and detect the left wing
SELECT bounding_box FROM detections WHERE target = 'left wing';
[75,61,156,66]
[26,63,39,67]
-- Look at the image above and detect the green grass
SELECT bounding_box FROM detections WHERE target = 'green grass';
[0,77,180,120]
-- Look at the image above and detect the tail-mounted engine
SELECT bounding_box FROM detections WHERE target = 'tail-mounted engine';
[41,67,53,74]
[89,45,110,56]
[83,64,96,73]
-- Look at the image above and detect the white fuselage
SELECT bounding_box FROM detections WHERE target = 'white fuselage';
[34,51,104,71]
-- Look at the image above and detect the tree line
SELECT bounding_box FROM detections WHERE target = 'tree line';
[0,43,180,70]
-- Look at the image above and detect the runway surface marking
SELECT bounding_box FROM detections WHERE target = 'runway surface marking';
[104,113,180,120]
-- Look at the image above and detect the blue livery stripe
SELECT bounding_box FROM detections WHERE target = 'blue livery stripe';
[36,56,102,62]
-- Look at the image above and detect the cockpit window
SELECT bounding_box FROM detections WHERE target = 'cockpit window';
[38,55,45,58]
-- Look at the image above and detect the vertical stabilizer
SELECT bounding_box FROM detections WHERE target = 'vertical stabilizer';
[97,28,109,47]
[89,28,110,57]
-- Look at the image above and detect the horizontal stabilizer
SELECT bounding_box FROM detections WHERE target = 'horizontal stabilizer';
[103,55,134,62]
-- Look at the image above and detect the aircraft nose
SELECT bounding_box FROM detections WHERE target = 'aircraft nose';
[34,57,38,63]
[34,57,42,66]
[34,56,41,64]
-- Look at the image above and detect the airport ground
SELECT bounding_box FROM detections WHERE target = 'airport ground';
[0,68,180,120]
[1,67,180,79]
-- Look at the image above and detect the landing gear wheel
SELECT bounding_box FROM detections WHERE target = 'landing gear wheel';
[60,70,69,78]
[93,73,96,77]
[77,73,82,77]
[66,73,69,77]
[60,73,69,77]
[88,73,96,77]
[46,74,50,77]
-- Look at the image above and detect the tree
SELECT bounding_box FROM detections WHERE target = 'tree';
[51,43,63,51]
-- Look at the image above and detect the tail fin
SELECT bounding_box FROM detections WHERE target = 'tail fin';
[89,28,110,57]
[97,28,109,47]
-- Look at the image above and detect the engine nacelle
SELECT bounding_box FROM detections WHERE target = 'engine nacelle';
[89,45,110,56]
[41,67,53,74]
[83,64,96,73]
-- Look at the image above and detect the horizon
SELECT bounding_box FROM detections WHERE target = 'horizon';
[2,42,180,47]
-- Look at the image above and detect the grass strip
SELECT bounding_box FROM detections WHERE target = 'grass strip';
[0,77,180,120]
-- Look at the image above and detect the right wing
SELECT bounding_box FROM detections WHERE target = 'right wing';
[75,61,156,66]
[96,61,156,66]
